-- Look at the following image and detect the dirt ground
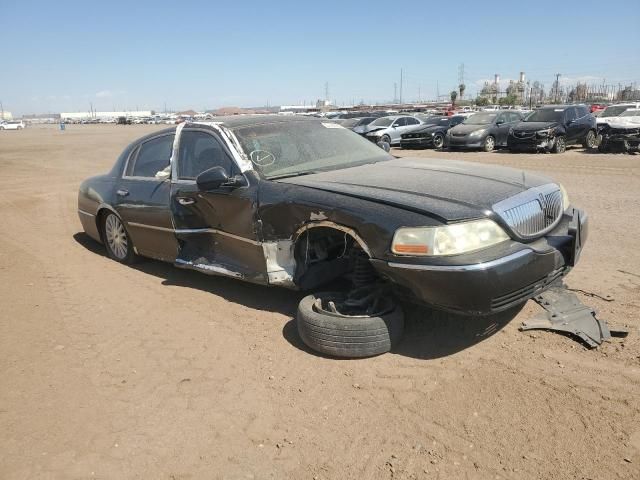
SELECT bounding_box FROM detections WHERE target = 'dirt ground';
[1,124,639,480]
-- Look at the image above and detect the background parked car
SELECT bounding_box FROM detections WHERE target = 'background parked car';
[364,116,423,145]
[0,120,26,130]
[446,111,523,152]
[507,105,597,153]
[333,117,377,131]
[596,103,640,126]
[597,109,640,153]
[400,115,466,149]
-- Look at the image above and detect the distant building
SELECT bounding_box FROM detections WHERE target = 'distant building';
[60,110,153,120]
[0,111,13,121]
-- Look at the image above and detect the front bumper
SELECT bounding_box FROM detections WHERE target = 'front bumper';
[371,208,588,315]
[446,135,484,148]
[400,137,433,148]
[508,134,556,151]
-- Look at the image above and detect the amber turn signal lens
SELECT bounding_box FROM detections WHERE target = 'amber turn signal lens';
[392,244,429,254]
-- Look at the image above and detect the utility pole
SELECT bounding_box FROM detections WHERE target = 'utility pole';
[399,68,403,104]
[418,85,421,103]
[458,63,465,99]
[554,73,561,102]
[436,81,440,101]
[394,83,397,103]
[0,100,3,120]
[325,81,329,102]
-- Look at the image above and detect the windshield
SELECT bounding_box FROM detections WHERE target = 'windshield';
[601,105,632,117]
[233,120,390,179]
[369,117,394,127]
[620,110,640,117]
[524,109,564,122]
[464,113,497,125]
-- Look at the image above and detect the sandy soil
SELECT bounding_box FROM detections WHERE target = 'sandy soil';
[1,124,639,480]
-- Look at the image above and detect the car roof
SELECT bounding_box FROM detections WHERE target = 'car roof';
[206,114,319,129]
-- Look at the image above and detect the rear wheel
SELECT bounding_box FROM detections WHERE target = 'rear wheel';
[552,136,566,154]
[102,212,137,264]
[582,130,596,149]
[433,133,444,149]
[482,135,495,152]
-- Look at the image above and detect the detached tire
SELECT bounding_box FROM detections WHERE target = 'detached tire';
[296,293,404,358]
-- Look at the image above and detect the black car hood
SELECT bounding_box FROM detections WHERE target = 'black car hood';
[514,121,560,132]
[410,124,446,134]
[276,158,552,222]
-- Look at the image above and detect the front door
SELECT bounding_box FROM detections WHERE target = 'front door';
[170,127,266,281]
[115,133,179,261]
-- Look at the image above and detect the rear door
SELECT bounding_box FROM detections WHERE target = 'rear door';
[170,127,266,280]
[389,118,407,143]
[115,133,179,261]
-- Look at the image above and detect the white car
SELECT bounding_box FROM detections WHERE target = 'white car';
[364,115,423,145]
[0,120,26,130]
[599,109,640,128]
[596,103,640,125]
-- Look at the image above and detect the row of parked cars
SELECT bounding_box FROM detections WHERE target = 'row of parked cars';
[333,103,640,154]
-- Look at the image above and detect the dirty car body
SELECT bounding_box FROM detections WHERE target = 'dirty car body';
[78,116,588,315]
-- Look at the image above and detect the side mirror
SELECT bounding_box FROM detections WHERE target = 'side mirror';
[377,141,391,152]
[496,120,504,125]
[196,166,242,191]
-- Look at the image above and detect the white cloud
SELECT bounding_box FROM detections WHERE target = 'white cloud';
[95,90,113,98]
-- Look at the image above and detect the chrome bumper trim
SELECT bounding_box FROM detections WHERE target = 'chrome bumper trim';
[387,249,531,272]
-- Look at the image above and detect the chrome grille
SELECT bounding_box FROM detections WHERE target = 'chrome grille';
[493,184,564,239]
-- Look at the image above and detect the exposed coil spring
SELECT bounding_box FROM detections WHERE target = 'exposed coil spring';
[352,250,376,288]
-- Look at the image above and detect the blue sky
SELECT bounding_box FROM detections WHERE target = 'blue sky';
[1,0,639,114]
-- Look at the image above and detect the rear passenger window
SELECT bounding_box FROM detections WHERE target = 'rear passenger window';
[394,118,407,127]
[406,117,419,125]
[126,135,174,178]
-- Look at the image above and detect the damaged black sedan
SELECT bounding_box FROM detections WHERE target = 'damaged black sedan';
[78,116,588,358]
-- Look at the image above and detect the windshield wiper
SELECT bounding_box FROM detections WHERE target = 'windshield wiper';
[269,171,321,180]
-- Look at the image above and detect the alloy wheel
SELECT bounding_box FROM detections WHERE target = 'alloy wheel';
[105,214,128,260]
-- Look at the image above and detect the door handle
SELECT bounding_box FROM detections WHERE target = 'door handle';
[177,197,196,206]
[116,189,129,197]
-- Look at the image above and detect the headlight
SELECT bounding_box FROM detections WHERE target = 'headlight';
[469,129,486,137]
[509,127,514,135]
[559,183,570,210]
[391,219,509,256]
[536,128,554,138]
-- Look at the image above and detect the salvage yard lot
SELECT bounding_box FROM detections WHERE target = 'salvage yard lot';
[1,125,639,479]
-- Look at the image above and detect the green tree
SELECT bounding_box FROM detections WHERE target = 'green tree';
[475,96,489,106]
[458,83,466,100]
[450,90,458,107]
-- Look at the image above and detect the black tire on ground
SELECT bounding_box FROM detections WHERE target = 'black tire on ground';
[101,212,138,264]
[552,136,566,154]
[598,143,609,153]
[381,134,391,145]
[482,135,495,152]
[433,133,444,149]
[582,130,596,149]
[296,293,404,358]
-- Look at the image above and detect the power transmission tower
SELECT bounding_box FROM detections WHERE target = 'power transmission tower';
[399,68,403,104]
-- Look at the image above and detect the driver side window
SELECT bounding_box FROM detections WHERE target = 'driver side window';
[177,130,238,180]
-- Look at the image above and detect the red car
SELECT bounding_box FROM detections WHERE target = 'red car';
[590,104,606,114]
